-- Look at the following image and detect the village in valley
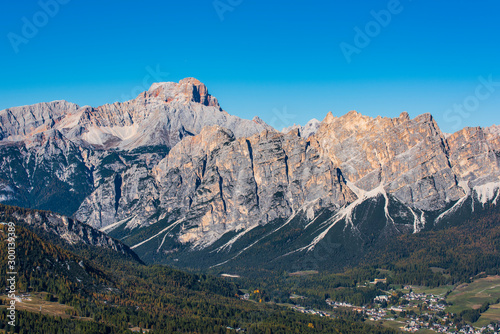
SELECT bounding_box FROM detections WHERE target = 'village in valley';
[267,275,500,334]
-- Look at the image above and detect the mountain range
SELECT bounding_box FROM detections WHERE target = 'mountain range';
[1,78,499,272]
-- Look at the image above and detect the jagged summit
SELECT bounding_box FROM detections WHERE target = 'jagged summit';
[282,118,321,138]
[145,78,221,109]
[0,78,271,150]
[1,80,500,270]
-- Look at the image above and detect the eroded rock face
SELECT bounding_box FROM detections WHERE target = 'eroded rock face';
[3,207,138,259]
[1,79,500,261]
[0,101,79,141]
[312,111,467,210]
[0,78,272,221]
[0,78,272,150]
[74,109,500,249]
[446,126,500,187]
[282,118,321,138]
[146,126,354,247]
[147,78,221,108]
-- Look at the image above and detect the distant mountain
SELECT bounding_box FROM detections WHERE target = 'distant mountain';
[1,78,500,272]
[0,203,141,264]
[0,78,271,216]
[282,118,321,138]
[0,78,272,150]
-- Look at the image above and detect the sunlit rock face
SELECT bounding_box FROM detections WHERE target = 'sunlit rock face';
[149,126,355,247]
[1,78,500,264]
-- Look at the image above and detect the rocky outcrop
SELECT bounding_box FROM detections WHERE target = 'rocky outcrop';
[1,79,500,268]
[74,110,500,251]
[148,126,355,248]
[311,111,466,210]
[0,129,94,216]
[446,126,500,187]
[0,78,272,218]
[0,204,138,259]
[282,118,320,138]
[146,78,221,108]
[0,101,79,141]
[0,78,272,150]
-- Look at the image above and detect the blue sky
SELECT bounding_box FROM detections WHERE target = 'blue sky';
[1,0,499,133]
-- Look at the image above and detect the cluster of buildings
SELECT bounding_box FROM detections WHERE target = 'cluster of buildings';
[402,314,455,332]
[290,305,332,317]
[240,283,500,333]
[365,307,387,321]
[325,299,354,308]
[326,299,387,321]
[402,313,499,333]
[10,293,32,303]
[325,289,500,333]
[401,291,447,311]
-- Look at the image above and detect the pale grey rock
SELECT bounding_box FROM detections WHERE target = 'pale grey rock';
[0,78,272,151]
[82,125,355,247]
[10,209,136,257]
[446,126,500,188]
[2,79,500,257]
[313,111,466,211]
[282,118,320,138]
[486,124,500,137]
[0,100,79,141]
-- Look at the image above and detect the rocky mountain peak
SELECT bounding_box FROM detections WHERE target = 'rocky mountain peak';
[399,111,410,121]
[0,78,272,150]
[323,111,336,123]
[167,125,235,159]
[145,78,221,109]
[0,100,80,141]
[3,82,500,270]
[487,124,500,136]
[282,118,321,138]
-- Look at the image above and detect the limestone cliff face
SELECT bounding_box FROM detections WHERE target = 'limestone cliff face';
[312,111,466,210]
[0,101,79,141]
[149,126,355,247]
[146,78,221,108]
[446,126,500,187]
[75,110,500,250]
[0,78,271,150]
[0,78,272,222]
[1,79,500,267]
[282,118,321,138]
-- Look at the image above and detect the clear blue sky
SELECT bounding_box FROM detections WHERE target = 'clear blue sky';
[1,0,499,133]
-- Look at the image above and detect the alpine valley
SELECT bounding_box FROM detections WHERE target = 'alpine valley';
[1,77,500,274]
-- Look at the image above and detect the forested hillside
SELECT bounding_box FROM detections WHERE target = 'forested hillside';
[0,205,396,333]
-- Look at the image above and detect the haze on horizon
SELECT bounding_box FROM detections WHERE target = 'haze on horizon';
[1,0,499,134]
